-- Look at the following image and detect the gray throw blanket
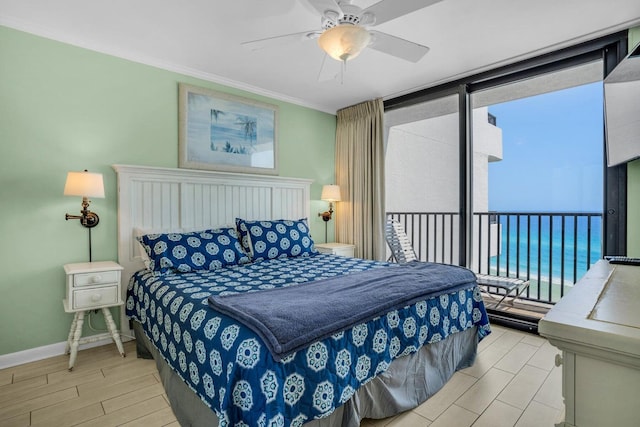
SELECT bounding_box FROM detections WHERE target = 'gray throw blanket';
[208,261,477,361]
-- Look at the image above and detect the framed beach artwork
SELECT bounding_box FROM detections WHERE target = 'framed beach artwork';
[178,83,279,175]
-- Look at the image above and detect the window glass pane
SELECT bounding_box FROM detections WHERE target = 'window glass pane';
[471,60,604,303]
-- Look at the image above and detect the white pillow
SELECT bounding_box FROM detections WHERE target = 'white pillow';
[133,228,157,269]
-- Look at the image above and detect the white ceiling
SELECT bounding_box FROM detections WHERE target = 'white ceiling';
[2,0,640,114]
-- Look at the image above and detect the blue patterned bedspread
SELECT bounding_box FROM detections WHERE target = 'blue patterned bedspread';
[126,254,491,427]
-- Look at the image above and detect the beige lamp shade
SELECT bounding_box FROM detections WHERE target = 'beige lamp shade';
[318,24,371,62]
[64,171,105,198]
[321,184,341,202]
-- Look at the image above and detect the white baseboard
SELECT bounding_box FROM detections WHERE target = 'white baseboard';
[0,334,133,370]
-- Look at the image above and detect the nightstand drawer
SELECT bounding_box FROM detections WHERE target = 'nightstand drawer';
[72,285,119,309]
[74,270,119,287]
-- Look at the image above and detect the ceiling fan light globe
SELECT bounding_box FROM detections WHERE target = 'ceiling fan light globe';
[318,24,371,62]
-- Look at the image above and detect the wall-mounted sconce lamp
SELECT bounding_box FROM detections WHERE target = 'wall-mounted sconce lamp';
[318,184,341,243]
[64,170,105,261]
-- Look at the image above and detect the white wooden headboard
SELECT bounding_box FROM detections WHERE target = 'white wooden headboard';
[112,164,312,337]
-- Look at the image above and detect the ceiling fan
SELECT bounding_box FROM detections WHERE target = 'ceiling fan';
[242,0,442,76]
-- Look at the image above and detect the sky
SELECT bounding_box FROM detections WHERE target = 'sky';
[487,82,604,212]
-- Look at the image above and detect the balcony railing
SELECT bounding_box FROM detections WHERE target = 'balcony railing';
[386,211,603,304]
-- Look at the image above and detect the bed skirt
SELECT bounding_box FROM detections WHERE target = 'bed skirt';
[133,321,479,427]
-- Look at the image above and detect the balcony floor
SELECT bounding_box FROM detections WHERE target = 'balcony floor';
[483,295,551,318]
[481,293,552,334]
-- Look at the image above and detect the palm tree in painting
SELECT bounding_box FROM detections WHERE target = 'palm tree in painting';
[211,109,224,122]
[235,116,257,148]
[222,141,248,154]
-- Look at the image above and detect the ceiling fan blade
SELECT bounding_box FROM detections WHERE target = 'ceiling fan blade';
[302,0,343,17]
[364,0,444,26]
[368,30,429,62]
[242,30,321,51]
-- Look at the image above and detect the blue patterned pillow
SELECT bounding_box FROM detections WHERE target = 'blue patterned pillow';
[137,228,249,274]
[235,218,317,261]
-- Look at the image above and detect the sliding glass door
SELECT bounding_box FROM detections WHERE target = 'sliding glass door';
[384,31,628,316]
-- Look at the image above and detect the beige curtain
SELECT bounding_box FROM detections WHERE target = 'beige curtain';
[335,98,386,261]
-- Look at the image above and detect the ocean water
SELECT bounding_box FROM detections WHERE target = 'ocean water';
[489,214,602,288]
[210,124,255,148]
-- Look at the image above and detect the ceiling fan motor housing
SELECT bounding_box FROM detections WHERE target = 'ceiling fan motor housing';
[322,2,376,29]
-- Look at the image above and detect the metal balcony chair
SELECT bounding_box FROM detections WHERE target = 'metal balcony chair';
[385,219,418,263]
[474,274,531,309]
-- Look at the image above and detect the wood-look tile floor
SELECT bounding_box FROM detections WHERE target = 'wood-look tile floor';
[0,341,178,427]
[0,325,563,426]
[361,324,564,426]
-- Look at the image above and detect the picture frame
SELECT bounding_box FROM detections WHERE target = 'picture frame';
[178,83,279,175]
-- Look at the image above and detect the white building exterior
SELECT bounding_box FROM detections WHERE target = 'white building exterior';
[385,106,503,271]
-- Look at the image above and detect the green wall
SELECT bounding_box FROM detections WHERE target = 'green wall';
[0,26,336,355]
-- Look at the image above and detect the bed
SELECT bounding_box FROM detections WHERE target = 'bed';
[114,165,491,427]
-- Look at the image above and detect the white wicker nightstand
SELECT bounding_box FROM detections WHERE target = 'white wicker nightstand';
[63,261,125,370]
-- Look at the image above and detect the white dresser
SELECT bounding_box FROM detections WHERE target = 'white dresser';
[538,260,640,427]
